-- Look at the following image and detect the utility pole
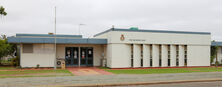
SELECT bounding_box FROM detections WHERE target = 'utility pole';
[54,6,57,70]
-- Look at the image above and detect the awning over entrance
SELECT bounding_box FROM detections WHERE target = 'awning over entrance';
[7,34,107,44]
[8,37,107,44]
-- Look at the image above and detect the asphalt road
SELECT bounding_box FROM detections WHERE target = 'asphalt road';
[1,72,222,87]
[117,81,222,87]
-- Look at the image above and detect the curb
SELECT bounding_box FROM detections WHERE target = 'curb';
[49,78,222,87]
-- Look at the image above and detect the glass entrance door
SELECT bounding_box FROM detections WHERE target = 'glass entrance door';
[80,47,87,66]
[65,47,72,65]
[65,47,79,66]
[87,47,93,66]
[80,47,93,66]
[66,47,93,66]
[73,47,79,65]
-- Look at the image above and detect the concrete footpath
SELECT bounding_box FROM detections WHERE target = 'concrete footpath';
[1,72,222,87]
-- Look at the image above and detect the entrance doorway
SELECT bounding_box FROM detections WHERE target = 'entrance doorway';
[65,47,93,66]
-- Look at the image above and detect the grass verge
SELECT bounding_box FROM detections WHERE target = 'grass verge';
[0,67,15,70]
[105,67,222,74]
[0,67,73,78]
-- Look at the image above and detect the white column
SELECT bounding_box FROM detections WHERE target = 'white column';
[152,44,159,67]
[161,45,168,67]
[179,45,185,66]
[143,44,150,67]
[133,44,141,67]
[170,45,176,67]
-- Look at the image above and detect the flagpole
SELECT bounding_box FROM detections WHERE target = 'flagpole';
[54,6,57,70]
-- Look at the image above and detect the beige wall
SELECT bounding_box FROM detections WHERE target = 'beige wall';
[187,45,210,66]
[20,44,105,67]
[107,44,131,68]
[102,30,211,68]
[106,31,211,45]
[56,44,105,66]
[20,30,211,68]
[20,44,55,67]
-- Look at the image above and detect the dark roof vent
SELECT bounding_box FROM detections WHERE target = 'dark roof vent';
[130,27,139,30]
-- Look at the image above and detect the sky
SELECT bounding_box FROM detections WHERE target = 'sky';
[0,0,222,40]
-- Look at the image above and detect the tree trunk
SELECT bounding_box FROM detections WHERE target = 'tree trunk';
[216,52,218,67]
[0,57,2,66]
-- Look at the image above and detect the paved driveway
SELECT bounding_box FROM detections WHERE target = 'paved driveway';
[67,67,113,76]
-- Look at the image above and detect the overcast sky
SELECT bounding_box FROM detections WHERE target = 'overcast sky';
[0,0,222,40]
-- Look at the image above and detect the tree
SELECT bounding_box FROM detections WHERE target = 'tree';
[0,6,7,16]
[211,40,219,66]
[0,36,16,65]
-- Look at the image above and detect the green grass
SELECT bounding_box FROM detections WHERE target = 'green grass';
[0,69,71,75]
[105,67,222,74]
[0,69,73,78]
[98,67,110,69]
[0,67,15,70]
[0,75,71,78]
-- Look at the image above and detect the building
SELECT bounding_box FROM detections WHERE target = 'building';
[8,28,212,68]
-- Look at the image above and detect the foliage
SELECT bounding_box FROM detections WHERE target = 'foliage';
[98,67,110,69]
[10,56,19,66]
[36,64,40,68]
[0,6,7,16]
[211,40,219,66]
[215,61,220,66]
[211,46,217,63]
[0,36,17,65]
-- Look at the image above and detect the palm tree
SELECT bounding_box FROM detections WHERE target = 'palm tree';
[0,6,7,16]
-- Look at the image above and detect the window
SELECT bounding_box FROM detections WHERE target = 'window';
[150,59,152,66]
[184,45,187,66]
[34,44,54,54]
[159,59,162,66]
[131,44,133,67]
[159,45,162,66]
[141,44,143,67]
[168,59,170,66]
[176,59,179,66]
[23,44,33,53]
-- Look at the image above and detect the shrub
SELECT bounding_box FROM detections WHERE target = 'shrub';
[36,64,40,68]
[10,56,19,66]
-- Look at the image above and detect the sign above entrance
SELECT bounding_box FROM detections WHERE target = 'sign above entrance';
[120,34,146,42]
[120,34,125,41]
[129,39,146,42]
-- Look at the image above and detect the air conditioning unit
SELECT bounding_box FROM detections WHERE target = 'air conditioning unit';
[56,58,64,67]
